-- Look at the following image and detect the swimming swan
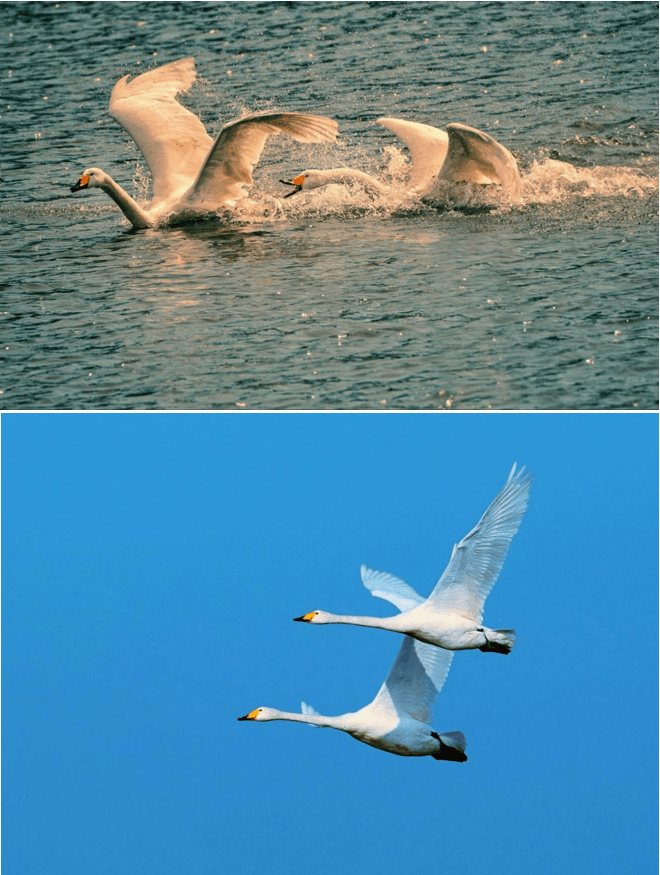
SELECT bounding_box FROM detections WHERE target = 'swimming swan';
[239,577,466,760]
[70,57,338,228]
[281,117,522,204]
[294,463,532,654]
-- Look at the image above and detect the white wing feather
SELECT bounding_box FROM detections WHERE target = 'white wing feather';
[435,123,522,201]
[360,564,424,613]
[425,463,533,622]
[188,112,339,206]
[109,57,213,202]
[377,117,449,190]
[370,636,454,724]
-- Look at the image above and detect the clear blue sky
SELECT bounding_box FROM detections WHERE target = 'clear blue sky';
[2,412,657,875]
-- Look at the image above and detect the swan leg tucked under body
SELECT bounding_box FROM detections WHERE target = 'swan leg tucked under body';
[281,117,522,206]
[294,463,532,653]
[70,57,338,228]
[239,627,466,760]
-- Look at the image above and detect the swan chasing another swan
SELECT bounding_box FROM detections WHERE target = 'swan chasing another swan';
[281,117,522,206]
[239,583,466,760]
[294,463,532,653]
[70,58,338,228]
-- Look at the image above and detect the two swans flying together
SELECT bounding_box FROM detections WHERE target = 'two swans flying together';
[70,57,522,228]
[239,463,532,761]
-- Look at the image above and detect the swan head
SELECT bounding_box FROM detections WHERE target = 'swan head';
[70,167,107,193]
[279,170,328,197]
[293,610,333,624]
[237,707,278,722]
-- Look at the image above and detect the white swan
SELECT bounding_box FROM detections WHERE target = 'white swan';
[70,58,338,228]
[239,574,466,761]
[294,463,532,654]
[281,117,522,205]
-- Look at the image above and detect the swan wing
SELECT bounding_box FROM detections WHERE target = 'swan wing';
[360,564,424,613]
[425,463,532,622]
[377,117,449,190]
[371,635,454,724]
[436,123,522,202]
[188,112,339,206]
[301,702,324,727]
[109,57,213,202]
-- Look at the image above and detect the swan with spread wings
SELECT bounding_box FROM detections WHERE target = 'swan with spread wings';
[70,58,338,228]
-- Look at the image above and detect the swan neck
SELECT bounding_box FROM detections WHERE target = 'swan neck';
[275,710,340,729]
[322,168,385,191]
[325,614,398,631]
[100,175,152,229]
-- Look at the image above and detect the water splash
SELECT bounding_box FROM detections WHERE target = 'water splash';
[522,158,658,205]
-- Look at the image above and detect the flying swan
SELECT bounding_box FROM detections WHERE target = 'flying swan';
[294,463,532,654]
[239,575,466,761]
[281,117,522,205]
[70,57,338,228]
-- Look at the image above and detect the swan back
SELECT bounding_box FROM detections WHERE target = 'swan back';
[109,57,213,202]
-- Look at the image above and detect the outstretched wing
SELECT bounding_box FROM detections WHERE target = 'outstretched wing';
[360,564,423,613]
[377,117,449,190]
[370,635,454,724]
[425,463,532,623]
[437,123,522,202]
[109,57,213,202]
[188,112,339,206]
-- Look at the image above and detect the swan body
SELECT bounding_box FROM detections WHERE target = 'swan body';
[239,581,466,761]
[294,463,532,654]
[281,117,522,204]
[70,58,338,228]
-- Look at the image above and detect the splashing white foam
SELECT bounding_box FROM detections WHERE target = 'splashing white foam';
[523,158,658,204]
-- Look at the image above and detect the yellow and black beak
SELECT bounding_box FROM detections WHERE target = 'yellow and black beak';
[237,709,259,721]
[293,612,315,623]
[279,173,305,198]
[70,173,90,193]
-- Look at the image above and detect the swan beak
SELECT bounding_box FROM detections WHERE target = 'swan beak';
[280,173,306,198]
[293,612,314,623]
[238,709,259,721]
[70,173,90,193]
[280,179,302,198]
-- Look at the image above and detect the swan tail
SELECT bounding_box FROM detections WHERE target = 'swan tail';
[301,701,323,727]
[479,629,516,654]
[431,731,468,762]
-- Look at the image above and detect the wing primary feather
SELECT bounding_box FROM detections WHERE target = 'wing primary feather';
[424,463,532,621]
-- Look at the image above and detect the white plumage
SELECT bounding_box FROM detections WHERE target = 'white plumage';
[70,58,338,228]
[239,575,465,760]
[281,117,522,204]
[294,463,532,654]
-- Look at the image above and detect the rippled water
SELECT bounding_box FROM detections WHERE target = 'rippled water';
[1,1,657,409]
